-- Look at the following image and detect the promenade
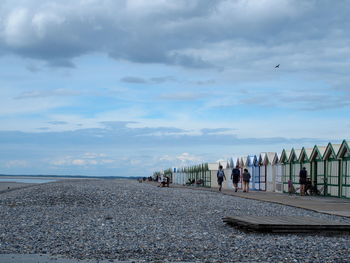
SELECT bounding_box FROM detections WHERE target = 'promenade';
[169,183,350,218]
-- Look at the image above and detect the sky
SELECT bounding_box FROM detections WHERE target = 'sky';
[0,0,349,177]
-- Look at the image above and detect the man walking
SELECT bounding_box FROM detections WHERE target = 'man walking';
[217,165,226,191]
[231,166,240,192]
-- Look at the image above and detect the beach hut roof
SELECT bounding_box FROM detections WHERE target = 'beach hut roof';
[265,152,277,165]
[219,160,228,169]
[337,140,350,158]
[240,156,247,167]
[246,155,255,166]
[298,147,313,162]
[288,148,301,163]
[310,145,327,161]
[229,158,235,168]
[279,149,291,163]
[258,152,267,164]
[208,163,219,170]
[323,143,342,160]
[272,153,279,165]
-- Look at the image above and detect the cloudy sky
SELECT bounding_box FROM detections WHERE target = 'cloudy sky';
[0,0,349,177]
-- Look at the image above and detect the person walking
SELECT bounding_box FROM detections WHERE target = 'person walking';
[231,165,240,192]
[217,165,226,191]
[242,168,251,192]
[299,167,307,196]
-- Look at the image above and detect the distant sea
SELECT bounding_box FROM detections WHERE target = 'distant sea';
[0,174,139,184]
[0,178,56,184]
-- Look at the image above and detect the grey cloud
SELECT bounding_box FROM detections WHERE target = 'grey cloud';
[120,77,147,84]
[121,76,177,84]
[0,122,326,148]
[0,0,349,81]
[14,89,80,99]
[159,92,208,101]
[48,121,68,125]
[239,89,350,111]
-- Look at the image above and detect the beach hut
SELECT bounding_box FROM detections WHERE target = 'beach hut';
[323,143,341,197]
[235,157,244,189]
[298,147,313,179]
[337,140,350,198]
[252,155,260,191]
[224,160,233,190]
[273,153,283,193]
[243,155,256,190]
[280,149,291,193]
[209,163,220,188]
[258,153,267,191]
[288,148,302,193]
[265,152,277,192]
[309,145,327,194]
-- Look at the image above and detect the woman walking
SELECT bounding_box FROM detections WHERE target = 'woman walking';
[242,168,251,193]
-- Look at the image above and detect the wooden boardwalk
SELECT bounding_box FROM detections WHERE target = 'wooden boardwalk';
[223,216,350,233]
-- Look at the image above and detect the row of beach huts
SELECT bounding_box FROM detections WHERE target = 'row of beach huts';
[156,140,350,199]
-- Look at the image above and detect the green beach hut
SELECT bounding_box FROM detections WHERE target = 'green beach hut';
[309,145,327,194]
[288,148,302,192]
[337,140,350,198]
[280,149,291,193]
[323,143,341,197]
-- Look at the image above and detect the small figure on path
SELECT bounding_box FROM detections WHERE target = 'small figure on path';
[217,165,226,191]
[242,168,251,192]
[299,167,307,196]
[231,165,240,192]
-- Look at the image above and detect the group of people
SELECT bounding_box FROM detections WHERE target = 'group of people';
[217,165,251,192]
[217,165,310,196]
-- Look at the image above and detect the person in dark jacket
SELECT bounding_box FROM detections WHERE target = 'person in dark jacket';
[299,167,307,196]
[217,165,226,191]
[231,166,240,192]
[242,168,251,192]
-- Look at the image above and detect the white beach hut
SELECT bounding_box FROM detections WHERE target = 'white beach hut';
[273,153,283,193]
[265,152,277,192]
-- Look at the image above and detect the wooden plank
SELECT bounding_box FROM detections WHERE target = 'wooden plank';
[223,216,350,233]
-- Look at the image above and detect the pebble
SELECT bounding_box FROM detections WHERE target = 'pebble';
[0,179,350,263]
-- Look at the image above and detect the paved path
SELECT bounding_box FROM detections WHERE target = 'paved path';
[160,182,350,218]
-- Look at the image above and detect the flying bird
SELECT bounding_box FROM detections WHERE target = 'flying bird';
[275,64,280,68]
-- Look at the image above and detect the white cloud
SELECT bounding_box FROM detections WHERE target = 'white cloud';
[3,159,28,168]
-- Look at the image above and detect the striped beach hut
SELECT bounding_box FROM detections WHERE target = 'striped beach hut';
[273,153,283,193]
[252,155,260,191]
[310,145,327,194]
[337,140,350,198]
[299,147,313,177]
[223,160,233,190]
[258,153,267,191]
[280,149,291,193]
[265,152,277,192]
[323,143,341,197]
[288,148,302,193]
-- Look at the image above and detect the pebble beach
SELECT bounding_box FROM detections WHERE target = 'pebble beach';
[1,179,350,263]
